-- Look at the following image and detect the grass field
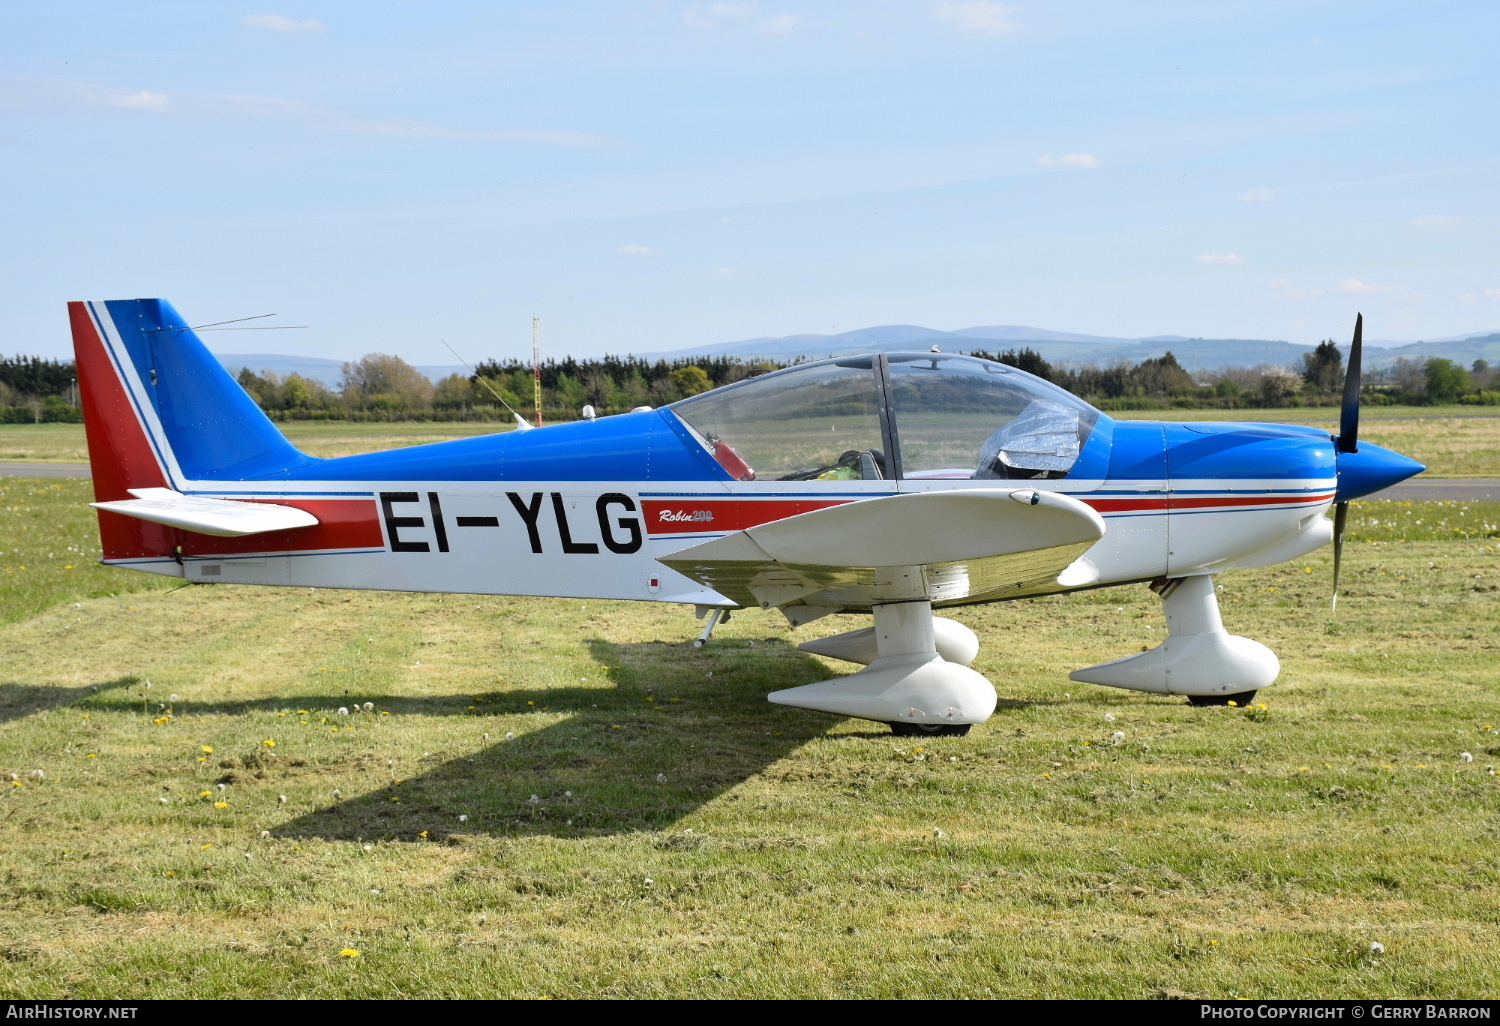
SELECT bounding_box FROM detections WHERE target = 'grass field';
[2,477,1498,998]
[4,406,1499,477]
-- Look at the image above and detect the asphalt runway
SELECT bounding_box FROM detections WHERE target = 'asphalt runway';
[3,461,1498,500]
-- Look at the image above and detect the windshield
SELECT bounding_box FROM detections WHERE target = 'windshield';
[669,359,888,481]
[887,354,1099,479]
[668,352,1100,482]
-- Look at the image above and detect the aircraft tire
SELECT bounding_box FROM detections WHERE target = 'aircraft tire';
[1186,690,1258,707]
[887,721,972,737]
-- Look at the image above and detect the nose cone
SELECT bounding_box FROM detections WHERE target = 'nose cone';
[1336,441,1425,502]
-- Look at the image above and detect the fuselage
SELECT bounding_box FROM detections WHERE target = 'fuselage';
[73,298,1422,609]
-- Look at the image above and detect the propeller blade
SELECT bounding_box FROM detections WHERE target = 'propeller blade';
[1331,501,1349,612]
[1337,313,1363,454]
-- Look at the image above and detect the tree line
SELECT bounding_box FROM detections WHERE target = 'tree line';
[4,345,1497,425]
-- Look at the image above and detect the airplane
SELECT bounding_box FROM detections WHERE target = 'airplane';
[68,298,1424,737]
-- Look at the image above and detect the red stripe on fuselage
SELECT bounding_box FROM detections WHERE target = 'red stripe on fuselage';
[1083,492,1335,513]
[177,498,385,557]
[644,498,853,534]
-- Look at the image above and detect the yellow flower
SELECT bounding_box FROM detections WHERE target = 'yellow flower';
[418,830,428,838]
[214,801,228,808]
[339,948,360,958]
[201,746,213,754]
[86,753,96,759]
[263,739,276,747]
[1227,701,1238,707]
[196,757,206,763]
[201,843,213,850]
[1041,773,1051,779]
[199,790,212,797]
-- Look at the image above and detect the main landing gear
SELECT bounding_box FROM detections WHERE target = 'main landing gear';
[768,599,996,736]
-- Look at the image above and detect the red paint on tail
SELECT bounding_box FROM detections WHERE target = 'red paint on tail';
[69,301,179,560]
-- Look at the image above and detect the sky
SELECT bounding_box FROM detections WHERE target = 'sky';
[3,0,1498,364]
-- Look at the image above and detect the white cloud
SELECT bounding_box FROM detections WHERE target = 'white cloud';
[1411,214,1462,226]
[1335,278,1383,294]
[617,244,662,256]
[108,90,171,112]
[1240,187,1274,202]
[709,267,735,276]
[757,13,801,36]
[1266,279,1293,288]
[242,14,327,33]
[0,78,606,147]
[1485,288,1500,301]
[1037,153,1100,169]
[684,2,755,28]
[1197,252,1244,265]
[933,1,1021,37]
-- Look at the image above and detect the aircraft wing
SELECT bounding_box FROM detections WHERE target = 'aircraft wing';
[91,488,320,538]
[657,488,1106,614]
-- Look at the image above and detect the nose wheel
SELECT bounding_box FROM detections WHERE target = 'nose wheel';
[1187,690,1258,707]
[887,721,972,737]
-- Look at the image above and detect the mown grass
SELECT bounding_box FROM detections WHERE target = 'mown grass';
[1,478,1498,998]
[5,407,1500,476]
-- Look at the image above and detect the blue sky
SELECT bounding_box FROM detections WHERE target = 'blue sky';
[4,0,1497,363]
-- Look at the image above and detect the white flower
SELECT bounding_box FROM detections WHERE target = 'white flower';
[158,797,169,804]
[1460,752,1474,762]
[505,732,515,740]
[564,790,573,798]
[169,694,180,702]
[337,707,349,716]
[260,830,270,838]
[333,788,342,798]
[370,888,381,895]
[1370,941,1385,955]
[458,814,468,823]
[363,702,374,712]
[1111,731,1126,743]
[656,773,667,783]
[1104,713,1116,722]
[932,828,945,838]
[217,783,226,791]
[644,878,653,886]
[28,769,44,780]
[363,844,372,851]
[278,794,287,803]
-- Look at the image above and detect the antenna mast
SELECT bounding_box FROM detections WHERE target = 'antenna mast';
[531,315,543,427]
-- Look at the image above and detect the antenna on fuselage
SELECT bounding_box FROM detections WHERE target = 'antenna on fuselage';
[439,338,531,432]
[532,315,543,428]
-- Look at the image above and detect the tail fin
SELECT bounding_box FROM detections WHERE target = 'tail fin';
[69,299,313,560]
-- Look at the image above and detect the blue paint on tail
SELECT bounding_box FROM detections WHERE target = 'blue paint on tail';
[102,299,314,480]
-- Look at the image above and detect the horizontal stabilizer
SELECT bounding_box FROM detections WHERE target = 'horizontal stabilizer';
[91,488,319,538]
[659,488,1105,610]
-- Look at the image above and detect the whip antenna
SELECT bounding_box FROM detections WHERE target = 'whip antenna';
[438,338,532,432]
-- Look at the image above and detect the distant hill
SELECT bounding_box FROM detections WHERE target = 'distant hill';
[211,352,465,387]
[209,326,1500,385]
[633,324,1500,372]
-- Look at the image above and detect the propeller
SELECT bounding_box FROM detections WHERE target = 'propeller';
[1331,313,1362,611]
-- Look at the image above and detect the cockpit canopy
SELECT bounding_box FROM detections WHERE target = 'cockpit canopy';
[668,352,1102,482]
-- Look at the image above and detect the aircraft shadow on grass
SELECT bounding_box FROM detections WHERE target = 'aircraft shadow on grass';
[0,675,140,727]
[267,636,844,842]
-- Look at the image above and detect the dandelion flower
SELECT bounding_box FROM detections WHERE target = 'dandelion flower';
[644,878,653,886]
[362,844,372,851]
[201,746,213,754]
[932,828,945,838]
[363,702,374,712]
[159,797,169,804]
[279,794,287,803]
[263,739,276,747]
[28,769,44,780]
[199,790,212,797]
[260,830,271,838]
[1104,713,1116,722]
[339,948,360,958]
[1460,752,1474,763]
[214,801,228,808]
[1370,941,1385,955]
[337,707,349,716]
[655,773,666,784]
[170,694,180,703]
[458,814,468,823]
[201,843,213,850]
[1111,731,1125,743]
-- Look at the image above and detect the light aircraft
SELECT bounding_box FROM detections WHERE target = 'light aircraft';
[69,299,1423,737]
